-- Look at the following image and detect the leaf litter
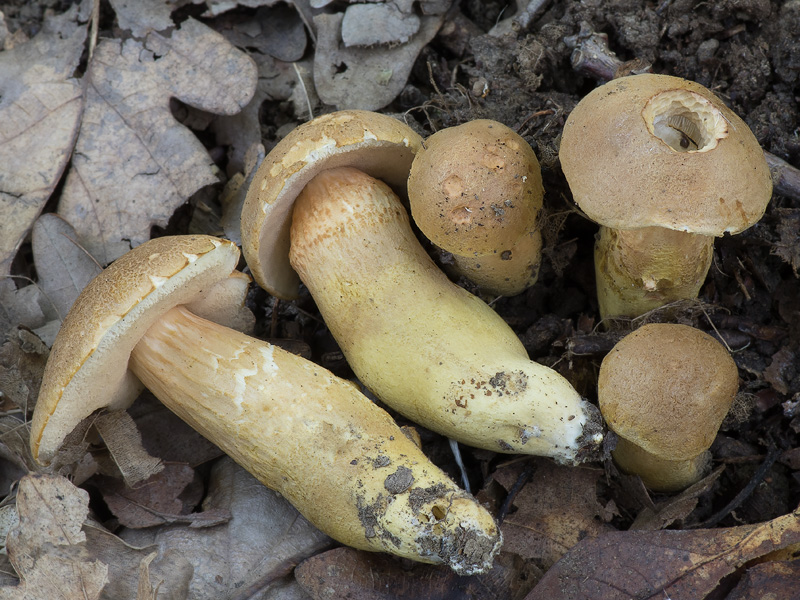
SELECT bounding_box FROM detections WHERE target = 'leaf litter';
[0,0,799,598]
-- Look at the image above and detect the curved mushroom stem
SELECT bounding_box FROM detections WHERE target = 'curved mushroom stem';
[129,305,501,574]
[595,226,715,321]
[290,167,604,464]
[612,436,710,492]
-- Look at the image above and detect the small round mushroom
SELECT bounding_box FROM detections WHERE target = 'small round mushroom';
[30,235,501,575]
[559,74,773,320]
[407,119,544,296]
[598,323,739,492]
[240,109,422,300]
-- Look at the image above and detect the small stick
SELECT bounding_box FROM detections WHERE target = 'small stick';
[564,23,800,202]
[497,460,537,525]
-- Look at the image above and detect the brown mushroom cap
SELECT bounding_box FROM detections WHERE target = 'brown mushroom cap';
[408,119,543,255]
[31,235,245,464]
[560,74,772,235]
[241,110,422,300]
[598,323,739,461]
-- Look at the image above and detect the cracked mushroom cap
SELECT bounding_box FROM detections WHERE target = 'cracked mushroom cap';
[31,235,250,465]
[407,119,543,256]
[241,110,422,300]
[560,74,772,235]
[598,323,739,463]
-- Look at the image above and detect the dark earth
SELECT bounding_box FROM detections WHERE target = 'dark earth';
[2,0,800,597]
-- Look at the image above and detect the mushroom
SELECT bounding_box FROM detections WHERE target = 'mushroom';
[597,323,739,492]
[242,118,604,463]
[30,234,502,575]
[559,74,773,321]
[241,109,422,300]
[407,119,544,296]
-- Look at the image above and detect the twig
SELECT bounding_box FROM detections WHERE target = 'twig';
[497,460,536,525]
[564,22,800,202]
[692,445,781,529]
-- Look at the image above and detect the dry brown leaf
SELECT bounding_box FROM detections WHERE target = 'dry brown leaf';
[57,17,257,265]
[98,463,224,529]
[525,507,800,600]
[727,559,800,600]
[296,547,541,600]
[94,411,164,486]
[31,213,102,324]
[211,50,296,176]
[213,4,307,62]
[121,457,331,600]
[108,0,173,38]
[0,0,89,281]
[0,326,48,414]
[313,11,443,110]
[4,473,193,599]
[495,459,616,569]
[5,474,109,599]
[772,208,800,276]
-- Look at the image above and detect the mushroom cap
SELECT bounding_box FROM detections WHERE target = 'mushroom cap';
[241,110,423,300]
[31,235,244,464]
[560,74,772,235]
[408,119,543,256]
[597,323,739,461]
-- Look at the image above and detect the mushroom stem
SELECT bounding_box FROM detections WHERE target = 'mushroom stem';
[290,167,604,464]
[612,436,710,492]
[129,305,501,574]
[595,226,714,320]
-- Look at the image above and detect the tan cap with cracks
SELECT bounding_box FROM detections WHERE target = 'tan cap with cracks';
[560,74,772,235]
[31,235,245,464]
[241,110,422,300]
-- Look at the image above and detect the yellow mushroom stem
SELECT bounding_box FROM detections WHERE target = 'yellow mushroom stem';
[290,167,603,463]
[128,305,501,574]
[594,225,714,321]
[611,436,711,492]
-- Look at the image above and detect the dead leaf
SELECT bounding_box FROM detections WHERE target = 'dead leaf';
[120,457,331,600]
[4,473,193,599]
[107,0,173,38]
[57,17,257,265]
[525,508,800,600]
[0,0,89,280]
[0,325,48,413]
[5,474,109,599]
[727,559,800,599]
[772,208,800,276]
[94,411,164,487]
[629,467,724,531]
[495,459,616,569]
[313,11,444,110]
[295,547,541,600]
[98,463,225,529]
[764,347,796,395]
[211,51,296,176]
[31,213,102,324]
[213,4,307,62]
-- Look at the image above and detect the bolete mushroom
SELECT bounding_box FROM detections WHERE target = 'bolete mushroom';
[407,119,544,296]
[559,74,773,321]
[241,109,422,300]
[242,118,604,463]
[30,234,501,575]
[598,323,739,492]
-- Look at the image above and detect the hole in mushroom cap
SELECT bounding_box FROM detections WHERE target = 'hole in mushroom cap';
[450,205,473,226]
[642,89,728,153]
[431,505,446,520]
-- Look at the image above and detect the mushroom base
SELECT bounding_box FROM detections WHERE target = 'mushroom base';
[130,305,501,574]
[612,436,710,492]
[446,229,542,297]
[595,226,714,321]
